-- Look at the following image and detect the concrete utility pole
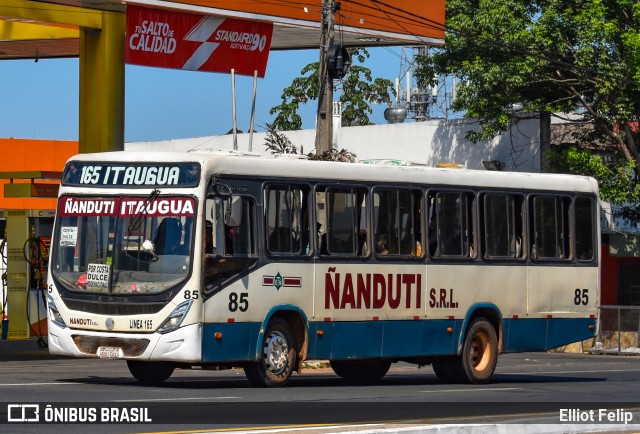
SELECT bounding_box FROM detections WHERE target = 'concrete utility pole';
[315,0,336,155]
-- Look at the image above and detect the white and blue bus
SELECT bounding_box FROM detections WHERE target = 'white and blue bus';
[47,150,599,386]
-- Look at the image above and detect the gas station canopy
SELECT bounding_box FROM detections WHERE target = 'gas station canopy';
[0,171,62,198]
[0,1,445,154]
[0,0,445,59]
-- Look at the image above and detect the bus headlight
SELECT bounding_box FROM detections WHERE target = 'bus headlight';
[157,300,192,334]
[47,295,67,328]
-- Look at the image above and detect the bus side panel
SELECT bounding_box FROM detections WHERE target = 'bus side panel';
[307,319,458,359]
[503,318,548,352]
[201,322,260,362]
[546,317,596,349]
[503,317,596,352]
[331,321,384,359]
[527,266,598,314]
[383,319,458,356]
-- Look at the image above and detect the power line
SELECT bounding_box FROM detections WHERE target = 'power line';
[345,0,639,90]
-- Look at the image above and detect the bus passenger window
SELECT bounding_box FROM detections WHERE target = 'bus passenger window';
[530,195,570,261]
[207,195,256,257]
[265,185,310,256]
[316,186,367,256]
[203,194,258,295]
[373,188,422,258]
[230,206,255,255]
[575,196,595,261]
[482,193,524,260]
[429,191,475,258]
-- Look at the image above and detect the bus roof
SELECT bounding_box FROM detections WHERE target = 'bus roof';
[68,151,599,194]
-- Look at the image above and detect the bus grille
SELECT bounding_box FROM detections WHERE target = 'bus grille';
[72,335,150,357]
[63,300,166,315]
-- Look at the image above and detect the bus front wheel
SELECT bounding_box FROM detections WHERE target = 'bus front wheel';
[330,360,391,384]
[244,318,296,387]
[453,317,498,384]
[127,360,175,385]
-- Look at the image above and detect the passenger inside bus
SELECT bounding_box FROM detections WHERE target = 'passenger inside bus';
[155,218,184,255]
[205,220,214,254]
[149,218,189,274]
[376,233,389,255]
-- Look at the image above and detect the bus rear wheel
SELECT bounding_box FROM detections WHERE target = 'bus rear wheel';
[244,318,296,387]
[449,317,498,384]
[127,360,175,385]
[330,360,391,384]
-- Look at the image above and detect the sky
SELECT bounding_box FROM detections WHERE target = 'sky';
[0,46,407,144]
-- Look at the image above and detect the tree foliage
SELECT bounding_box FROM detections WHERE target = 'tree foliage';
[270,48,395,130]
[547,146,640,219]
[420,0,640,213]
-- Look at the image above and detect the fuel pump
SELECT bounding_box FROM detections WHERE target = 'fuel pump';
[24,229,51,346]
[0,217,7,340]
[3,210,54,341]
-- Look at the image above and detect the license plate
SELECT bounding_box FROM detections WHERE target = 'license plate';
[97,346,123,359]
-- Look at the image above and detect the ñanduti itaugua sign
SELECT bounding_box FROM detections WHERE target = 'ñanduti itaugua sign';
[125,5,273,77]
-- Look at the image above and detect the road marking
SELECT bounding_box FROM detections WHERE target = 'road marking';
[420,387,522,393]
[142,423,388,434]
[113,396,242,402]
[498,368,640,375]
[0,382,76,386]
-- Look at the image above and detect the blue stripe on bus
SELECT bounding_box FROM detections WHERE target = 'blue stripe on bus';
[201,317,596,362]
[202,322,261,362]
[503,317,596,352]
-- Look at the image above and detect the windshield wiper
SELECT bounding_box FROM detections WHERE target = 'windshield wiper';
[128,189,160,233]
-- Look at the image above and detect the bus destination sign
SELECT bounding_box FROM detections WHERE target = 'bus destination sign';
[62,162,200,188]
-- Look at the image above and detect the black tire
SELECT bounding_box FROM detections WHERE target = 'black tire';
[244,318,296,387]
[432,356,456,384]
[330,360,391,384]
[127,360,175,385]
[447,317,498,384]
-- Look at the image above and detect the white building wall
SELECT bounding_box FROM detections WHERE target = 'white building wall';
[126,118,541,173]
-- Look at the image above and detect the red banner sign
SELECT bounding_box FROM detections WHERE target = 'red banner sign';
[125,5,273,77]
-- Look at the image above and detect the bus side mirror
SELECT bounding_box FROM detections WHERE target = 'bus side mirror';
[224,196,242,227]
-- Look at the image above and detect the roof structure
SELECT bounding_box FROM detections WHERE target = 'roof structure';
[0,0,445,59]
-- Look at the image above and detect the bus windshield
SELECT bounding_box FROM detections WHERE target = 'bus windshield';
[51,195,196,295]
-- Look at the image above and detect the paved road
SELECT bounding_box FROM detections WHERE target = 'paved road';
[0,352,638,433]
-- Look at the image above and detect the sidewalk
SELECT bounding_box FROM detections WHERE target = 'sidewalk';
[0,338,55,361]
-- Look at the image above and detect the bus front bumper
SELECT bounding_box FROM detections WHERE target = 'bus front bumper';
[47,321,202,363]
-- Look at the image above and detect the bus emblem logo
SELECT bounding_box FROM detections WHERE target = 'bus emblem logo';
[274,273,283,290]
[262,274,302,290]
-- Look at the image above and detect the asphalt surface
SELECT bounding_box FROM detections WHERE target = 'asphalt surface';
[1,339,640,434]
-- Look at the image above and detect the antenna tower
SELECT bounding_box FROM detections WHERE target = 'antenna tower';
[391,46,455,122]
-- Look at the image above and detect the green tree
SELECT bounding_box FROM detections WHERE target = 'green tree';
[547,146,640,219]
[420,0,640,183]
[417,0,640,214]
[270,48,395,130]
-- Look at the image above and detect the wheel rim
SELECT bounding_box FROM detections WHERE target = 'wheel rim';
[263,330,289,375]
[470,330,491,372]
